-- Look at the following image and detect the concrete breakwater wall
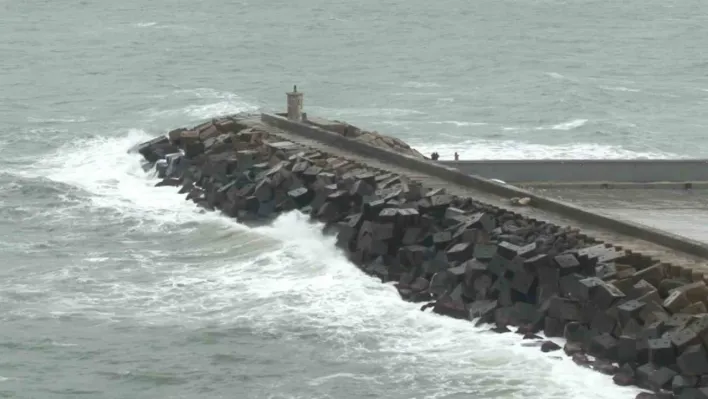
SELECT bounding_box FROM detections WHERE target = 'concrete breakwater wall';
[136,114,708,399]
[438,159,708,184]
[261,113,708,260]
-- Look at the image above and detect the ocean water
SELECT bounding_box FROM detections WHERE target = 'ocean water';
[1,0,705,397]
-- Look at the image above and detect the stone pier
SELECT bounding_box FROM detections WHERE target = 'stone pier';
[132,92,708,399]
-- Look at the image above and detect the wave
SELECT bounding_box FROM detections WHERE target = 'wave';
[27,116,88,123]
[600,86,641,93]
[146,89,261,120]
[402,81,441,88]
[429,120,489,127]
[2,127,642,399]
[549,119,588,131]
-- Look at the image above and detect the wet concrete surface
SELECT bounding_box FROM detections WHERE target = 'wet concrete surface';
[529,188,708,243]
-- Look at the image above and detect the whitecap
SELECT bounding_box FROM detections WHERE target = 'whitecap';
[600,86,641,93]
[429,120,488,127]
[549,119,588,131]
[27,116,88,123]
[402,81,441,88]
[545,72,565,79]
[146,88,261,120]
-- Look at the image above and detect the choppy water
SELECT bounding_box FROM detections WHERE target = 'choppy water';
[1,0,704,397]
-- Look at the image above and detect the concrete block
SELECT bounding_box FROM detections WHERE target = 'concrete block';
[563,321,588,343]
[596,263,618,281]
[648,367,678,392]
[665,291,692,314]
[618,299,646,326]
[473,274,494,300]
[429,272,454,296]
[402,227,423,246]
[622,318,644,337]
[635,362,659,388]
[399,245,431,269]
[575,277,604,301]
[554,253,581,276]
[512,301,544,326]
[467,212,496,232]
[494,307,520,330]
[665,313,693,330]
[639,304,670,326]
[559,274,591,300]
[673,281,708,304]
[505,256,524,274]
[350,179,375,197]
[630,279,658,299]
[447,242,474,263]
[432,231,452,249]
[618,335,638,363]
[589,333,619,360]
[524,253,551,273]
[690,315,708,346]
[473,243,497,261]
[544,317,564,338]
[682,302,707,315]
[494,278,514,308]
[633,263,666,287]
[642,319,668,341]
[548,296,582,321]
[423,253,452,276]
[371,222,395,241]
[649,337,676,367]
[672,374,698,395]
[487,254,507,278]
[511,268,537,296]
[613,363,636,386]
[590,310,617,335]
[458,228,489,244]
[433,298,467,320]
[659,278,687,297]
[397,208,420,228]
[462,259,489,278]
[467,299,498,320]
[671,326,701,353]
[287,187,313,208]
[677,344,708,376]
[592,281,626,310]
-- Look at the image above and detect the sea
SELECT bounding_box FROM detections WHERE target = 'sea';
[1,0,705,398]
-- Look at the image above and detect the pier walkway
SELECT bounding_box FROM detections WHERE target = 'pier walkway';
[251,116,708,271]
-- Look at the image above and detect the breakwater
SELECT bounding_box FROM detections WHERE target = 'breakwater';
[135,114,708,399]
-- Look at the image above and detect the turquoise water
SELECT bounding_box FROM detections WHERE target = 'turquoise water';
[2,0,705,397]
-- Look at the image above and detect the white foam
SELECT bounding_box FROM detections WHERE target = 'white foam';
[402,81,442,88]
[146,88,260,120]
[545,72,566,80]
[134,22,157,27]
[429,120,488,127]
[27,116,88,123]
[12,124,640,398]
[19,129,225,230]
[549,119,588,131]
[108,211,638,399]
[600,86,641,93]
